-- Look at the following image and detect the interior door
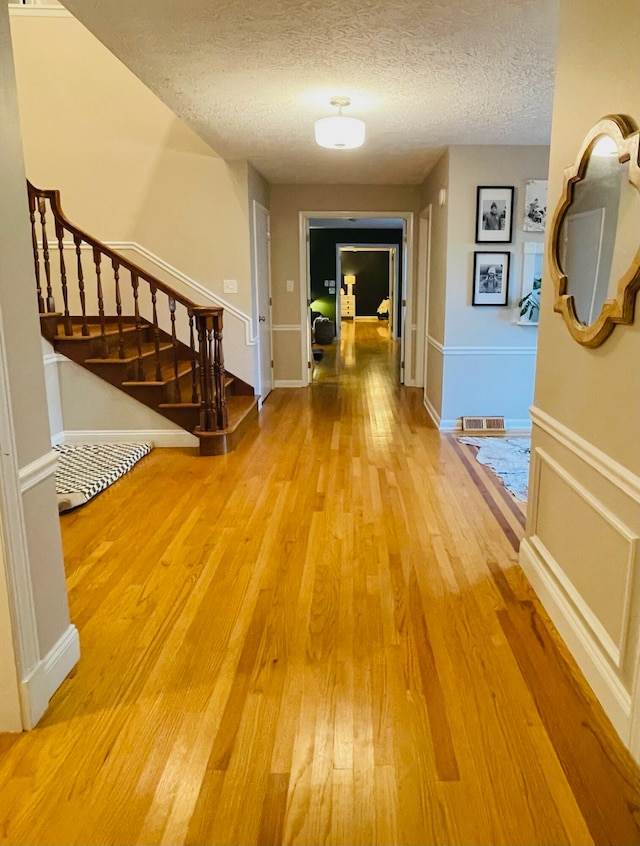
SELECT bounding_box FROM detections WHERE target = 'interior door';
[252,201,273,399]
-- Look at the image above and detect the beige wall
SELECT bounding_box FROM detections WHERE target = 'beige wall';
[521,0,640,760]
[10,12,254,318]
[0,3,75,730]
[417,146,548,428]
[445,146,549,346]
[419,151,449,346]
[418,152,449,419]
[269,183,420,380]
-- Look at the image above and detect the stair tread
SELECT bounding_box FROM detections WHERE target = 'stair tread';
[54,322,138,341]
[122,363,193,386]
[159,395,254,412]
[84,342,176,365]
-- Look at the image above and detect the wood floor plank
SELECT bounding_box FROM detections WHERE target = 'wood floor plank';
[0,319,637,845]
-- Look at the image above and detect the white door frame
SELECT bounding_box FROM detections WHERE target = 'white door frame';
[298,211,415,386]
[417,205,432,398]
[250,200,274,405]
[335,244,399,340]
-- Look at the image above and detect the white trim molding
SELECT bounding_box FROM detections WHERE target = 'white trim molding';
[52,240,256,348]
[18,450,58,494]
[427,335,537,357]
[273,380,305,388]
[0,307,42,715]
[271,325,302,332]
[522,408,640,761]
[20,623,79,729]
[530,405,640,503]
[110,241,256,347]
[61,429,198,448]
[422,395,441,428]
[520,538,633,745]
[437,416,532,432]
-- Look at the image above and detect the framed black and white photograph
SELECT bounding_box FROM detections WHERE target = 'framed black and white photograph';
[472,251,510,306]
[475,186,514,243]
[523,179,548,231]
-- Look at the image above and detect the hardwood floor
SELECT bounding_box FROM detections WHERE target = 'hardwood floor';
[0,319,638,845]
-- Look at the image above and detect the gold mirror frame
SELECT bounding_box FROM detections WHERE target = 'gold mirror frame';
[548,114,640,347]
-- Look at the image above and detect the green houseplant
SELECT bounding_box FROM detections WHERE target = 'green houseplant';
[518,276,541,323]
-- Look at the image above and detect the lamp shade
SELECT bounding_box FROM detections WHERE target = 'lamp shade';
[314,116,365,150]
[344,275,356,286]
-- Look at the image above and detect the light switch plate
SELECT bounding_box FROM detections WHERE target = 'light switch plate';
[223,279,238,293]
[286,279,295,292]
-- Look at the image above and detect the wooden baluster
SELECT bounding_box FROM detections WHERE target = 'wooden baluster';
[150,284,162,381]
[112,258,125,359]
[168,297,181,401]
[131,272,144,381]
[29,191,44,313]
[195,311,215,431]
[188,312,199,403]
[74,234,90,336]
[38,198,55,312]
[93,246,108,358]
[212,310,228,429]
[55,221,72,335]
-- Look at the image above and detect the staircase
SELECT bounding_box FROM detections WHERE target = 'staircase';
[29,182,258,456]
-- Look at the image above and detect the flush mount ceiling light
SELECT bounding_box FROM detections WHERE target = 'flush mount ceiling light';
[314,96,365,150]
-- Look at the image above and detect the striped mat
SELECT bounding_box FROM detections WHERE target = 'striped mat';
[54,442,152,513]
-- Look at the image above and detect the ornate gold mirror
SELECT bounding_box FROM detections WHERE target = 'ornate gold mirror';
[548,114,640,346]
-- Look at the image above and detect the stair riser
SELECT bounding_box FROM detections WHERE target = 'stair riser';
[123,367,198,403]
[157,405,200,431]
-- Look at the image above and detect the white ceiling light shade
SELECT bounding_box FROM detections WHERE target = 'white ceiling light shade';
[315,96,365,150]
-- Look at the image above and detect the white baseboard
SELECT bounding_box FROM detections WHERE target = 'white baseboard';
[273,380,305,388]
[60,429,198,448]
[422,395,441,428]
[437,417,532,433]
[519,538,633,753]
[20,624,80,729]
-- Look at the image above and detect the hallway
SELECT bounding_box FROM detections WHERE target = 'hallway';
[0,323,638,845]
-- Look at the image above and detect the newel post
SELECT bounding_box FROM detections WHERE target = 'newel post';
[194,307,227,432]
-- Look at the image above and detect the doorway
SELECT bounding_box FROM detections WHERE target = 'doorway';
[302,212,414,387]
[336,245,399,337]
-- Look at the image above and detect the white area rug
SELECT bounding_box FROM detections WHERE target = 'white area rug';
[459,437,531,501]
[54,442,152,513]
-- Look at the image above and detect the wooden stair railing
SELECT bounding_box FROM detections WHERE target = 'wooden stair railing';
[27,182,257,454]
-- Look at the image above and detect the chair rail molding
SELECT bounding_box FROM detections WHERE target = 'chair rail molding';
[529,405,640,502]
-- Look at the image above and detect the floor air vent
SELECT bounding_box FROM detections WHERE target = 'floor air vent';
[461,416,506,435]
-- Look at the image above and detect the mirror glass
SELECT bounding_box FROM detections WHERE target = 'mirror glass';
[557,141,640,326]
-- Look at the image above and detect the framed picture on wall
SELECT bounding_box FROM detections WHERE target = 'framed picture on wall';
[472,251,510,306]
[517,242,543,324]
[523,180,548,231]
[475,186,514,243]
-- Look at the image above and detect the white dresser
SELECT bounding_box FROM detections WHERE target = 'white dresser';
[341,293,356,319]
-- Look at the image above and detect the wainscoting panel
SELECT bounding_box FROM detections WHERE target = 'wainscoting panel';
[531,448,637,660]
[521,408,640,758]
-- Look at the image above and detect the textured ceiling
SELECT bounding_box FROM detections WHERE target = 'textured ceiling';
[59,0,558,185]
